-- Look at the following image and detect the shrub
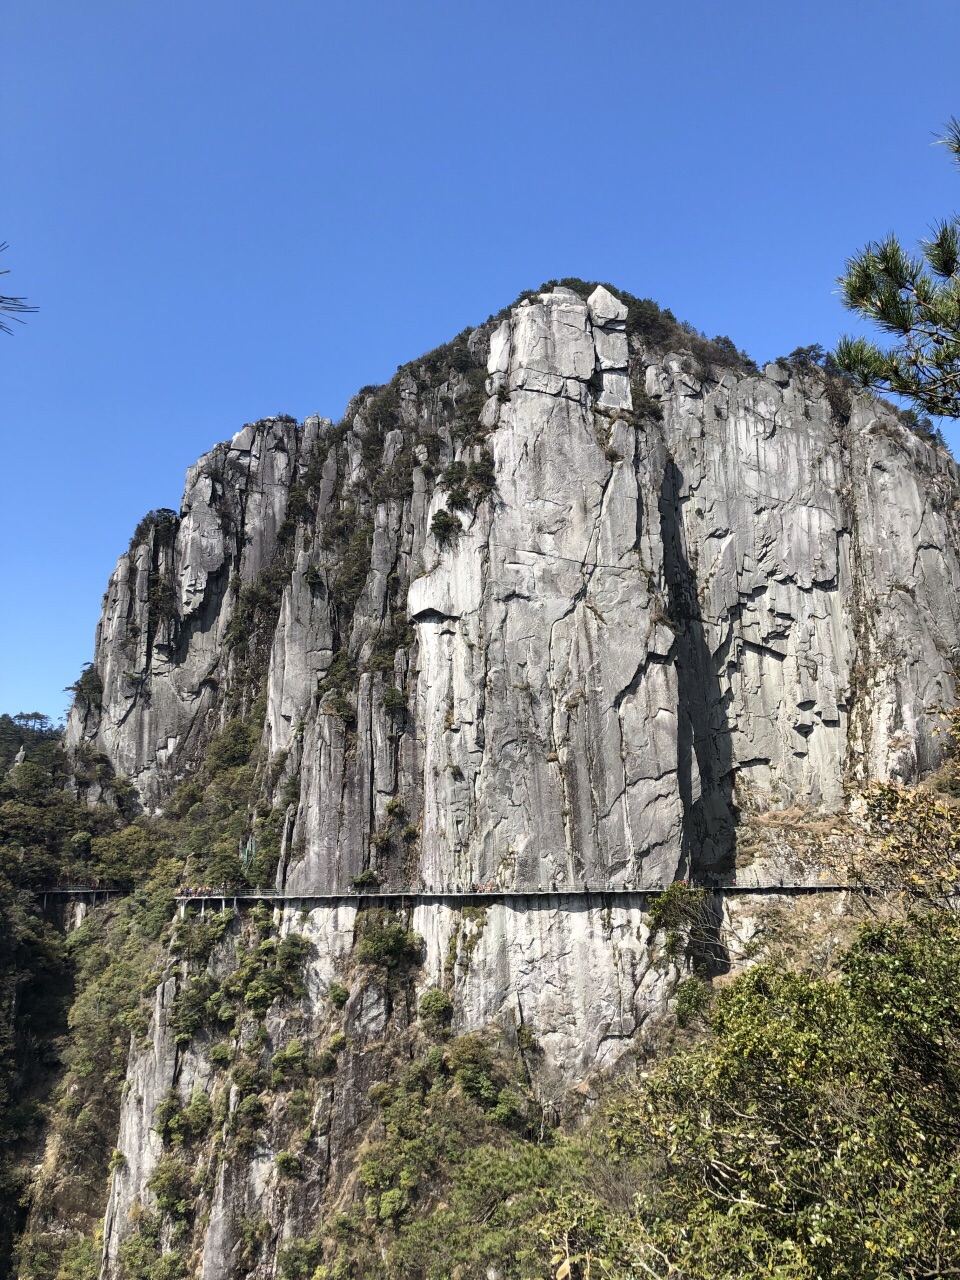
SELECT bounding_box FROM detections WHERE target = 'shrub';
[439,461,467,490]
[447,1035,498,1106]
[271,1039,308,1086]
[54,1235,101,1280]
[66,663,103,709]
[355,914,424,969]
[445,485,472,512]
[277,1235,324,1280]
[430,510,462,548]
[467,450,496,496]
[205,719,256,774]
[274,1150,302,1180]
[235,1094,265,1127]
[129,507,179,553]
[277,932,311,975]
[419,987,453,1031]
[170,974,215,1045]
[674,975,711,1027]
[243,970,285,1012]
[632,387,664,421]
[208,1041,233,1067]
[315,1048,337,1076]
[328,981,350,1008]
[382,686,407,718]
[147,1155,191,1219]
[647,882,711,960]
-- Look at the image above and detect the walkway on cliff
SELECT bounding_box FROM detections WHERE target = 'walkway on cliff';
[172,881,863,908]
[35,882,887,915]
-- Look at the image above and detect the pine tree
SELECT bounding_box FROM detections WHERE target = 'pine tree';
[836,120,960,417]
[0,241,35,335]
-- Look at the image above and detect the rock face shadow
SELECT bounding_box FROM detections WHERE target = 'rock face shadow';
[659,458,737,876]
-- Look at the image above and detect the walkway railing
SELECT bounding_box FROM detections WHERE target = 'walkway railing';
[173,880,864,909]
[34,885,124,909]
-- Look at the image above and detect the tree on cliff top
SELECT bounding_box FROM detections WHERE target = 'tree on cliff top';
[836,119,960,417]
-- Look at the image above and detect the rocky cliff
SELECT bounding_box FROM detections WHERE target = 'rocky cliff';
[69,284,960,870]
[63,282,960,1277]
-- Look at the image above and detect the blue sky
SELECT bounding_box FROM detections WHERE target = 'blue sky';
[4,0,960,719]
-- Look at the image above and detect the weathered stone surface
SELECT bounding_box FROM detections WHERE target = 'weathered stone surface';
[587,284,628,325]
[69,281,960,897]
[71,284,960,1277]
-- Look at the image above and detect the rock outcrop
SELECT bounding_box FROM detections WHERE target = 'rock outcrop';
[69,284,960,875]
[64,282,960,1276]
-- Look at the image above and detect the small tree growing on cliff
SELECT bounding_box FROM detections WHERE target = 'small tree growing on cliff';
[836,119,960,417]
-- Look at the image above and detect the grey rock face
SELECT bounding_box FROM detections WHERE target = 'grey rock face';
[66,417,325,807]
[71,289,960,860]
[80,284,960,1276]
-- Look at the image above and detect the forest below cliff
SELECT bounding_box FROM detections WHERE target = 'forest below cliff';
[4,706,960,1280]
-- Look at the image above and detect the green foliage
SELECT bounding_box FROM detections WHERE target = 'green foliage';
[328,980,350,1008]
[170,973,216,1045]
[205,719,257,774]
[646,880,713,963]
[224,562,290,680]
[430,509,462,549]
[274,1150,303,1179]
[65,663,103,710]
[128,508,179,554]
[631,386,664,421]
[155,1088,213,1147]
[673,974,711,1026]
[545,909,960,1279]
[318,650,359,727]
[330,1034,546,1277]
[354,910,423,970]
[466,450,496,497]
[271,1039,308,1087]
[382,686,407,718]
[447,1035,500,1106]
[418,987,453,1032]
[0,713,175,1273]
[330,520,374,621]
[52,1235,100,1280]
[277,1233,324,1280]
[208,1041,233,1067]
[439,461,467,491]
[505,278,756,373]
[836,118,960,418]
[147,1155,192,1219]
[118,1212,187,1280]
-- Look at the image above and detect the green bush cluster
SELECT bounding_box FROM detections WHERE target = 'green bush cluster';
[274,1150,302,1180]
[118,1212,186,1280]
[382,686,407,718]
[418,987,453,1032]
[354,910,423,970]
[128,508,179,554]
[155,1088,213,1148]
[328,980,350,1008]
[430,510,462,549]
[170,926,310,1045]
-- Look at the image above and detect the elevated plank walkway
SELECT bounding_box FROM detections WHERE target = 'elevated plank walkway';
[173,882,864,912]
